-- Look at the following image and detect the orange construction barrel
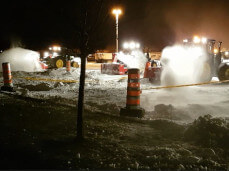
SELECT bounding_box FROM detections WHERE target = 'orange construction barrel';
[120,68,145,118]
[1,62,14,92]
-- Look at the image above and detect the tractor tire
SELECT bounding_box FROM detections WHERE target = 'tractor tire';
[54,57,66,68]
[218,64,229,81]
[72,61,79,68]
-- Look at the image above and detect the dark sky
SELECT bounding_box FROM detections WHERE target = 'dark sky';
[1,0,229,52]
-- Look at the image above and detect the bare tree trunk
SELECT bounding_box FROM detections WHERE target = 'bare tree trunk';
[76,54,86,140]
[76,0,88,141]
[76,0,106,141]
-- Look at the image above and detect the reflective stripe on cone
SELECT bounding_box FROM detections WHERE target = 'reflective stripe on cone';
[127,91,141,96]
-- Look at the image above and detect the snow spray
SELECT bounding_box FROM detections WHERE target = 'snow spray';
[160,45,208,86]
[139,44,219,122]
[0,47,43,72]
[117,50,148,71]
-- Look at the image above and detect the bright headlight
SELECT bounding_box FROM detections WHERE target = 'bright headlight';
[183,39,188,43]
[214,49,218,54]
[201,37,207,44]
[129,42,136,49]
[44,52,49,57]
[123,43,129,49]
[123,41,140,50]
[193,36,200,43]
[53,46,58,51]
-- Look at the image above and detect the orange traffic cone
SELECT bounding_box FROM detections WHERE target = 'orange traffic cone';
[66,60,71,72]
[120,68,145,118]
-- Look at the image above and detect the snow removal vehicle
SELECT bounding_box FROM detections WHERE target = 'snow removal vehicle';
[101,42,143,75]
[40,45,80,69]
[146,36,229,82]
[101,53,128,75]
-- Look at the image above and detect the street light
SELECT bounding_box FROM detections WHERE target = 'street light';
[112,8,122,53]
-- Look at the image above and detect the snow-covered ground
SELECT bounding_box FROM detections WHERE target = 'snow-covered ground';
[1,67,229,123]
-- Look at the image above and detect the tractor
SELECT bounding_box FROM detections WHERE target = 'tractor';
[146,36,229,83]
[40,45,80,69]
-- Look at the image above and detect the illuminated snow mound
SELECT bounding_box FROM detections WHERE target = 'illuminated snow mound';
[0,47,43,72]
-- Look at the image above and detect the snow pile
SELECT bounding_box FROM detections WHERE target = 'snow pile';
[48,68,81,80]
[0,47,43,72]
[117,50,148,71]
[160,45,208,86]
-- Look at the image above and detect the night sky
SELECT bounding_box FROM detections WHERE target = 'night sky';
[1,0,229,52]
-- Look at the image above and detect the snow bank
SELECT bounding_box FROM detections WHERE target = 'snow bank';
[0,47,43,72]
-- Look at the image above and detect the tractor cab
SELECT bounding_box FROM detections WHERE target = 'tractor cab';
[183,36,221,55]
[43,45,75,59]
[183,36,229,81]
[183,36,223,79]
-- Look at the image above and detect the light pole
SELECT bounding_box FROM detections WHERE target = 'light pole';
[112,8,122,53]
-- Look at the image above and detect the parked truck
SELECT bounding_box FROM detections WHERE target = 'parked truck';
[95,53,113,63]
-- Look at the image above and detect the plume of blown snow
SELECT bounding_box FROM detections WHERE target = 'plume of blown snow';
[160,45,208,86]
[0,47,43,72]
[117,50,148,71]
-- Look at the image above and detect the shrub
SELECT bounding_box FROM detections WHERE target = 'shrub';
[184,115,229,148]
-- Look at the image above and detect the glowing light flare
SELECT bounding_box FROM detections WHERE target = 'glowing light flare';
[123,41,140,49]
[201,37,207,44]
[214,49,218,54]
[53,46,58,51]
[183,39,188,43]
[123,43,129,49]
[129,42,136,49]
[112,9,122,15]
[225,51,229,56]
[135,43,140,49]
[50,46,61,51]
[193,36,201,43]
[44,52,49,57]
